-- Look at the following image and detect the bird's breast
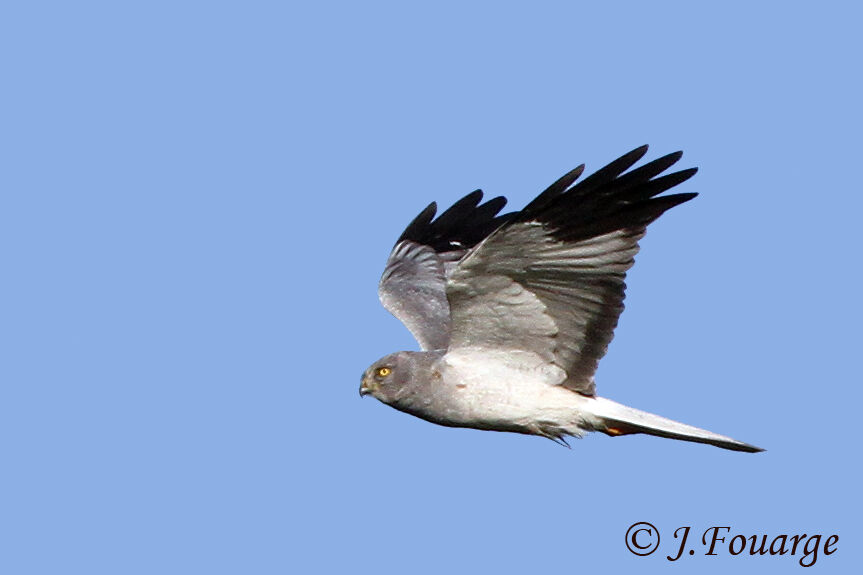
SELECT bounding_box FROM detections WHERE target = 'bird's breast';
[428,349,582,431]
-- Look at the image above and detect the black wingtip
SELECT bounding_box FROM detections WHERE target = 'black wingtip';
[715,440,765,453]
[596,145,650,177]
[638,192,698,222]
[395,190,511,253]
[618,145,651,168]
[396,202,437,244]
[519,164,585,218]
[513,146,698,242]
[551,164,586,193]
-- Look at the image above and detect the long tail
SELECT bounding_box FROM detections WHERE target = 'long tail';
[584,396,764,453]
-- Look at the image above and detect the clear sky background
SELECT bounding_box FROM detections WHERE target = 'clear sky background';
[2,2,861,573]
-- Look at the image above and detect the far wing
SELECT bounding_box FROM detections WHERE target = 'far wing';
[379,191,510,350]
[446,146,697,395]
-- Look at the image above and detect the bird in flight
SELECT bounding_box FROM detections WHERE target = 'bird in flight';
[360,146,762,452]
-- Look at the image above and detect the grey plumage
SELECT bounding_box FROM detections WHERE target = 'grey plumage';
[378,190,511,351]
[362,146,762,453]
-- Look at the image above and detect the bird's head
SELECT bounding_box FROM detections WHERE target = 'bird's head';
[360,352,414,404]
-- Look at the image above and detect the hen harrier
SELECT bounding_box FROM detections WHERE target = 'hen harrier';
[361,146,762,452]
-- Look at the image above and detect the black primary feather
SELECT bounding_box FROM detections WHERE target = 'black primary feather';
[516,145,697,243]
[396,190,512,253]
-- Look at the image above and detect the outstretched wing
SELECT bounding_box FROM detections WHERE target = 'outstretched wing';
[446,146,697,395]
[379,190,511,350]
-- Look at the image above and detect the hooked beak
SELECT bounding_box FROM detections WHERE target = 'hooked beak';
[359,375,377,397]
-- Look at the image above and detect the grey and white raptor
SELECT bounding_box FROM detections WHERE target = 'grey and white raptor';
[361,146,762,452]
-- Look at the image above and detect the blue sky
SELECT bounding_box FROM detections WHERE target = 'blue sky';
[2,2,860,573]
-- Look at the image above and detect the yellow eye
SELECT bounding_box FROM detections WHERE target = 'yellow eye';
[376,367,392,377]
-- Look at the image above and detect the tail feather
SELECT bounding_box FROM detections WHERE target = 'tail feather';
[585,396,764,453]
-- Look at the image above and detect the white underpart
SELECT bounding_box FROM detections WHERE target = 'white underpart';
[438,348,753,448]
[438,348,598,436]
